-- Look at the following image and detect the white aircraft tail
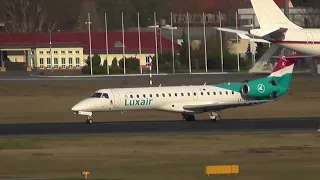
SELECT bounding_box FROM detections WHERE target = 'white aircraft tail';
[251,0,302,29]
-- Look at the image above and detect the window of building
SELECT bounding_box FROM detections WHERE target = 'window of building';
[47,58,51,68]
[39,51,43,54]
[47,51,51,54]
[68,50,72,54]
[31,51,35,55]
[54,51,58,54]
[68,58,73,68]
[39,58,44,69]
[76,58,80,69]
[61,51,66,54]
[61,58,66,69]
[76,50,80,54]
[54,58,58,69]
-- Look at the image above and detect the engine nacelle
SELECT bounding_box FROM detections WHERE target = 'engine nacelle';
[241,81,279,98]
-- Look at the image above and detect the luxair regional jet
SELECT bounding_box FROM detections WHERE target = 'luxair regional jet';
[72,57,296,124]
[218,0,320,57]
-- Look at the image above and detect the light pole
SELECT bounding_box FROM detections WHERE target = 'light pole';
[49,30,53,72]
[85,13,93,75]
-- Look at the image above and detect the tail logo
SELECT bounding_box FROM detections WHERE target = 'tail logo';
[257,84,266,93]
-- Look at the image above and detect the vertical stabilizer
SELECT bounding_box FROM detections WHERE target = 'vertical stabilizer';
[268,56,295,90]
[251,0,302,29]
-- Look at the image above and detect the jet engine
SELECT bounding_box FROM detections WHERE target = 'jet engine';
[241,80,279,98]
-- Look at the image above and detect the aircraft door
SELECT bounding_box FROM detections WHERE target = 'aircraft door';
[110,89,121,108]
[306,32,314,44]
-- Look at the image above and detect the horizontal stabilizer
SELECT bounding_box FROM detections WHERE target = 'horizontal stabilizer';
[217,27,270,43]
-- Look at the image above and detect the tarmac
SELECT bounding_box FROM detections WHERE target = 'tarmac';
[0,117,319,138]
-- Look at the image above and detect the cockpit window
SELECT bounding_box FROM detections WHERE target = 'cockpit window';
[102,93,109,99]
[90,93,102,98]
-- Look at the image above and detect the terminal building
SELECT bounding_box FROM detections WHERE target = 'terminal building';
[0,32,181,71]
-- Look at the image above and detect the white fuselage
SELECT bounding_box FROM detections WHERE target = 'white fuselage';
[71,85,246,114]
[273,28,320,55]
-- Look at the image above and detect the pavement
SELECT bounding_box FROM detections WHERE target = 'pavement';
[0,117,319,138]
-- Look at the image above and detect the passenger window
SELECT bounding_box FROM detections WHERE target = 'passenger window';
[219,92,222,95]
[187,93,190,96]
[156,94,159,97]
[150,94,153,98]
[169,93,171,97]
[143,94,146,98]
[194,92,196,96]
[232,91,234,94]
[162,93,165,97]
[137,94,139,98]
[201,92,204,95]
[207,92,210,95]
[213,92,216,95]
[181,93,184,96]
[226,91,228,95]
[175,93,177,96]
[102,93,109,99]
[130,95,133,98]
[90,93,102,98]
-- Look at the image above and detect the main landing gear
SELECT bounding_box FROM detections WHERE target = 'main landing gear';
[181,112,221,122]
[86,115,93,124]
[182,112,195,121]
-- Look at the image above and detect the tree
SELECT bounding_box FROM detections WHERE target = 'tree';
[3,0,56,33]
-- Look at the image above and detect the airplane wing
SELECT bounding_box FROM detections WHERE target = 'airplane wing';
[183,100,271,112]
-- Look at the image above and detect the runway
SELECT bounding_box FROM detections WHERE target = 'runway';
[0,117,319,137]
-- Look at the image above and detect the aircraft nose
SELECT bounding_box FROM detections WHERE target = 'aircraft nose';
[71,99,90,111]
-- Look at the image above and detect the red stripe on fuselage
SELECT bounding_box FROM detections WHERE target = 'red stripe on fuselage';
[271,41,320,44]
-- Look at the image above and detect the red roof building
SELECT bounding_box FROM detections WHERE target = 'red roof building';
[0,32,180,54]
[0,32,180,70]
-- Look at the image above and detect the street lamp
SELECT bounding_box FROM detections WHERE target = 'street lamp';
[85,13,93,75]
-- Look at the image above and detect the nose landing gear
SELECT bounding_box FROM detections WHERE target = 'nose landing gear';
[86,115,93,124]
[209,112,221,122]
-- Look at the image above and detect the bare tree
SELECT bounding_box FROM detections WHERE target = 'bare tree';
[3,0,55,33]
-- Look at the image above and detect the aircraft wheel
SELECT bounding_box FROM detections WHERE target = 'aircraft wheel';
[211,115,221,122]
[86,116,93,124]
[186,114,195,121]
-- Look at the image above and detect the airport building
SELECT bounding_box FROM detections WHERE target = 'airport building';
[0,32,181,70]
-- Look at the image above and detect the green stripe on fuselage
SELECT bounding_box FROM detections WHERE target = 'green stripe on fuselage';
[213,73,292,101]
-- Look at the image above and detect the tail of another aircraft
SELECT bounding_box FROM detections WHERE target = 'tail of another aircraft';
[251,0,302,29]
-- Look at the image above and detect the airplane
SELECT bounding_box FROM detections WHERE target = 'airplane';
[71,56,296,124]
[217,0,320,57]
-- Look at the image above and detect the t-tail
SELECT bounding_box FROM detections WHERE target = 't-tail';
[251,0,301,29]
[268,55,296,90]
